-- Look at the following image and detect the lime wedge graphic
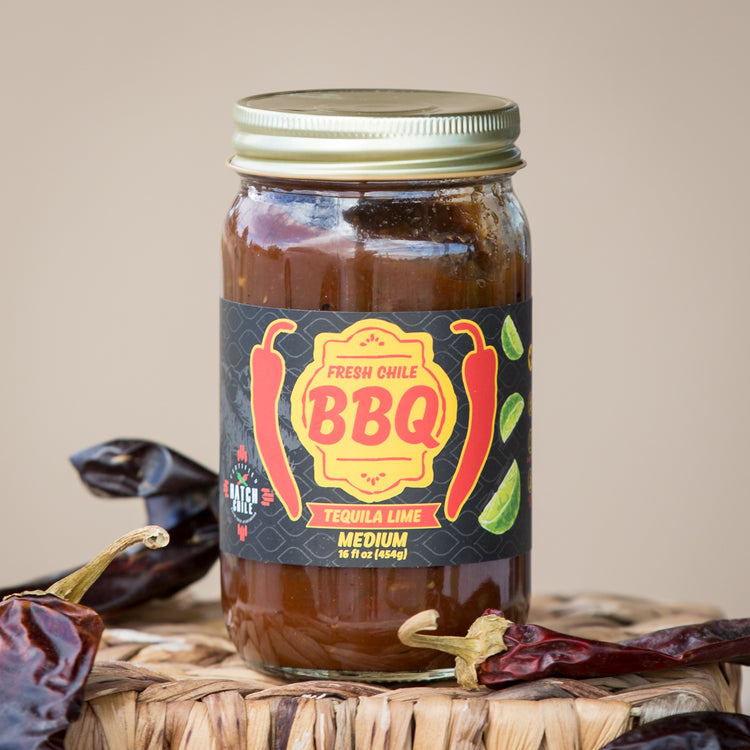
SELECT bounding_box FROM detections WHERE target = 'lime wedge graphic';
[499,393,525,442]
[478,460,520,535]
[501,316,524,361]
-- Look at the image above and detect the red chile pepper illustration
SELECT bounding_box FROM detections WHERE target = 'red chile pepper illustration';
[250,319,303,521]
[444,320,498,522]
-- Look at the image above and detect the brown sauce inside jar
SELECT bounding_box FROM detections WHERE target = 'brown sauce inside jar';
[220,175,530,678]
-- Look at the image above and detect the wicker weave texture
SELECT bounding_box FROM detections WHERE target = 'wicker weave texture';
[63,594,741,749]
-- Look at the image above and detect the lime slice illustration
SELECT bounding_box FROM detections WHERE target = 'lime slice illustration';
[501,316,524,361]
[499,393,525,442]
[478,460,520,535]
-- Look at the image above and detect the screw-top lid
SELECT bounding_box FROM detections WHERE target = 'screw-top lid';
[230,89,523,180]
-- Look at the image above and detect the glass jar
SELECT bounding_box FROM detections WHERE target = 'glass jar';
[219,90,531,682]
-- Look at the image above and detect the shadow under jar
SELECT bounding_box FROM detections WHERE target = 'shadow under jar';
[220,90,532,682]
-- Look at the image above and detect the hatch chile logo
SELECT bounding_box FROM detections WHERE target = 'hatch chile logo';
[223,444,275,542]
[246,316,502,526]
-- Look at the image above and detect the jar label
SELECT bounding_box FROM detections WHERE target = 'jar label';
[220,299,531,567]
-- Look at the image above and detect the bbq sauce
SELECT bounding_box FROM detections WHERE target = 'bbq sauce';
[220,90,531,681]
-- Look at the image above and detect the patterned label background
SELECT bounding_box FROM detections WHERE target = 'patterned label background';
[220,299,531,568]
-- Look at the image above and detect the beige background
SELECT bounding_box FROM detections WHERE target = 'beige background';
[1,0,749,695]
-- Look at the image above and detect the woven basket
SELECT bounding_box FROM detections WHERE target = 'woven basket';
[64,594,741,749]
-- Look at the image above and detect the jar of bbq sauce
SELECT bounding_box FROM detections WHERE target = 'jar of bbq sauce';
[220,89,531,682]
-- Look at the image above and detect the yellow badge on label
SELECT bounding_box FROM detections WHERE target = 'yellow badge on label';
[291,320,457,502]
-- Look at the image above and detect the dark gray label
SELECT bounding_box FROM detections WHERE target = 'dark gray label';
[220,300,531,567]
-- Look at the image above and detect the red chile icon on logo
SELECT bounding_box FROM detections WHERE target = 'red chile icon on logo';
[291,320,458,503]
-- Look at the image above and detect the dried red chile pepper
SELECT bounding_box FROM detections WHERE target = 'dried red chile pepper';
[0,439,219,613]
[398,609,750,689]
[1,595,101,750]
[70,438,217,502]
[0,526,168,750]
[600,711,750,750]
[249,319,303,521]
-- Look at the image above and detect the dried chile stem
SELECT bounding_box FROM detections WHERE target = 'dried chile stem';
[43,525,170,604]
[397,609,511,689]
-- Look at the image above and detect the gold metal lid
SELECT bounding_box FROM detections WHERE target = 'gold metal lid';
[230,89,523,180]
